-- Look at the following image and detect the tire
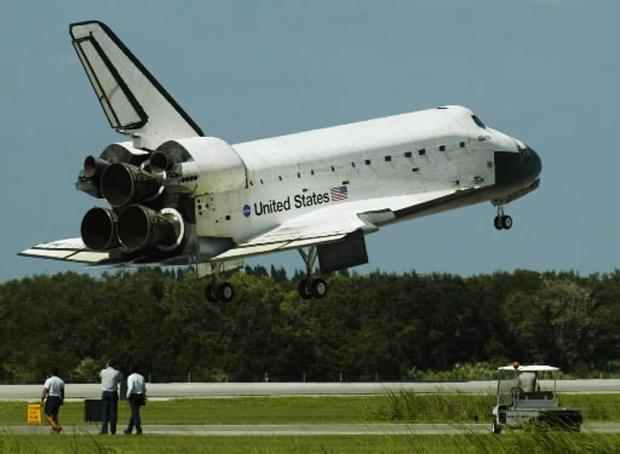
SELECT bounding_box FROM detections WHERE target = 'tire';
[311,278,328,299]
[501,215,513,230]
[298,279,313,299]
[204,283,219,302]
[492,419,502,434]
[218,282,234,302]
[494,216,503,230]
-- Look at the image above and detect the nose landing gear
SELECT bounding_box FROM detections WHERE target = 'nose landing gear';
[494,205,513,230]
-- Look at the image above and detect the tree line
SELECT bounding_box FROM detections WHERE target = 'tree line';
[1,267,619,383]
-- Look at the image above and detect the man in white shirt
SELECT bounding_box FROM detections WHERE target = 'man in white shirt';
[517,371,539,393]
[124,365,147,435]
[99,359,123,435]
[41,367,65,433]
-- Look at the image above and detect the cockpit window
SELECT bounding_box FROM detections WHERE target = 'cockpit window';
[472,115,486,129]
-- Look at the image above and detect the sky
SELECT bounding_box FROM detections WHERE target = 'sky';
[1,0,618,283]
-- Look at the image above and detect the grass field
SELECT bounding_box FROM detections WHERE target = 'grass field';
[2,432,620,454]
[2,394,620,453]
[3,393,620,426]
[0,396,377,426]
[372,391,620,423]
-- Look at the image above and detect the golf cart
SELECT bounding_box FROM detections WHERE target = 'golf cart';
[491,363,583,434]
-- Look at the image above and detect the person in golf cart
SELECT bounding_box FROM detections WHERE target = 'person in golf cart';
[516,369,540,394]
[492,362,583,434]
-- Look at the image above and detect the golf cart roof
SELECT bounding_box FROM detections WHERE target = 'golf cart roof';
[498,365,560,372]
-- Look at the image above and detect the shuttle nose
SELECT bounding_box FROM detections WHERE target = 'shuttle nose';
[494,145,542,189]
[522,145,542,180]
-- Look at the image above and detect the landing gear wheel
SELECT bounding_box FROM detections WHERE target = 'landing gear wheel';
[297,279,313,300]
[492,420,502,434]
[494,216,503,230]
[218,282,234,302]
[205,283,219,302]
[494,215,513,230]
[501,215,513,230]
[310,278,328,299]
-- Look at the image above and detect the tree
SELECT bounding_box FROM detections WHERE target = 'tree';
[1,268,618,382]
[270,265,288,283]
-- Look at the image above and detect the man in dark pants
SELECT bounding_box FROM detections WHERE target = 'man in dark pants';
[99,359,122,435]
[124,365,147,435]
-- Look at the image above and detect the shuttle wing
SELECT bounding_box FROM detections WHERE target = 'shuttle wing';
[19,238,109,264]
[214,188,460,261]
[19,188,468,265]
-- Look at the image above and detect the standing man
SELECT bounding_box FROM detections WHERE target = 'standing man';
[41,367,64,433]
[124,365,147,435]
[99,359,123,435]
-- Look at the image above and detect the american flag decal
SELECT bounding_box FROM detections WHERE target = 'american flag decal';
[330,185,348,201]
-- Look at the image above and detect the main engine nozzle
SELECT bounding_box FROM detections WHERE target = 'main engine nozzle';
[149,151,174,173]
[80,207,119,251]
[118,205,184,252]
[100,163,162,207]
[83,155,109,178]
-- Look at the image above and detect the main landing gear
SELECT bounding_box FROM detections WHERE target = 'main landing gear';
[197,248,330,302]
[204,281,234,303]
[494,205,513,230]
[201,262,235,303]
[297,246,328,299]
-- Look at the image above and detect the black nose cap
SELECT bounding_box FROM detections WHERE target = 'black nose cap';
[494,146,542,188]
[523,145,542,182]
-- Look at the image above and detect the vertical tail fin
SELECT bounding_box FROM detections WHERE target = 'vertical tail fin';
[70,21,204,150]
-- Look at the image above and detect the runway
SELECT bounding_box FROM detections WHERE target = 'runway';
[3,423,620,436]
[1,379,619,401]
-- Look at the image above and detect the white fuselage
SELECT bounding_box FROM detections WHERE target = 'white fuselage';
[190,105,517,243]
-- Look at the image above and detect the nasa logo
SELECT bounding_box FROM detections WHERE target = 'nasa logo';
[243,204,252,218]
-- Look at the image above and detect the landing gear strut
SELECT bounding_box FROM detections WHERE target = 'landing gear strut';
[494,205,513,230]
[297,246,328,299]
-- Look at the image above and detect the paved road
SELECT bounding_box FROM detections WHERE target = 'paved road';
[1,380,619,401]
[3,423,620,436]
